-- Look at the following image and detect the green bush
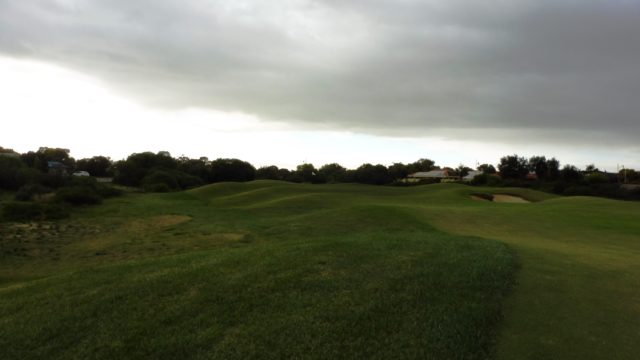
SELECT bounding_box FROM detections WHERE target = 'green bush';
[69,176,99,187]
[142,171,180,191]
[68,177,122,198]
[40,173,68,189]
[14,184,52,201]
[586,173,609,185]
[2,201,69,222]
[95,184,123,198]
[55,186,103,205]
[142,182,173,193]
[174,172,204,189]
[140,170,203,192]
[471,174,503,187]
[563,186,592,196]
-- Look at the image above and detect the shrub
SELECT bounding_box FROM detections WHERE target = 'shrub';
[69,176,99,187]
[0,156,24,190]
[389,180,412,187]
[143,182,173,193]
[501,179,524,188]
[586,173,609,185]
[563,186,592,196]
[140,170,203,192]
[174,172,204,189]
[40,173,68,189]
[55,186,103,205]
[15,184,52,201]
[486,175,503,187]
[141,170,180,191]
[95,184,123,198]
[551,181,566,194]
[470,173,487,185]
[68,176,122,198]
[2,201,70,222]
[470,173,499,186]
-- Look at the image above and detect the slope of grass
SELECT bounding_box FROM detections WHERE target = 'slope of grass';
[0,182,516,359]
[1,181,639,359]
[412,187,640,360]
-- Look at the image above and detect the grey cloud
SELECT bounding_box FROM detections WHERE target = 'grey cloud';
[1,0,639,144]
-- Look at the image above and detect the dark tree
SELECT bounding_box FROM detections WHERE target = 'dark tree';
[528,156,548,180]
[295,163,318,183]
[178,157,211,180]
[21,147,75,172]
[354,164,391,185]
[477,164,496,174]
[388,163,409,181]
[585,164,599,173]
[560,165,583,183]
[277,168,299,182]
[454,165,473,178]
[0,146,18,154]
[619,169,639,184]
[113,152,178,186]
[407,158,436,174]
[498,155,529,179]
[0,156,38,190]
[76,156,112,177]
[209,158,256,182]
[546,158,560,180]
[318,163,347,183]
[256,165,281,180]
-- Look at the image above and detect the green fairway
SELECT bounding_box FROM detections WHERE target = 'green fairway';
[1,182,639,359]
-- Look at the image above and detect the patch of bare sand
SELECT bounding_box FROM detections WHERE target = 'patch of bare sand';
[492,194,530,203]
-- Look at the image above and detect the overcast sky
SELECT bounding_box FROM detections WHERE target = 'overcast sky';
[1,0,639,170]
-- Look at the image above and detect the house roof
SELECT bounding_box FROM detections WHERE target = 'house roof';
[463,170,483,180]
[47,161,68,169]
[409,170,451,178]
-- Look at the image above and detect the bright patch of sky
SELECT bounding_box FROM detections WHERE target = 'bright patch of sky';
[0,56,636,171]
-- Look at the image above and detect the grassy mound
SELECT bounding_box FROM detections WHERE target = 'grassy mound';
[0,182,516,359]
[2,182,639,359]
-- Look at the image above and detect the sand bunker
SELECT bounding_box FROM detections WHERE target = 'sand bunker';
[492,194,530,203]
[471,194,530,203]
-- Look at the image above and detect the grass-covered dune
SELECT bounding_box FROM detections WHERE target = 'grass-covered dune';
[1,181,639,359]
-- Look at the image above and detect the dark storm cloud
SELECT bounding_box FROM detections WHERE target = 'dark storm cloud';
[1,0,639,143]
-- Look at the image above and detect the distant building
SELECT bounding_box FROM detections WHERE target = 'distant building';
[462,170,483,182]
[407,169,458,182]
[47,161,69,175]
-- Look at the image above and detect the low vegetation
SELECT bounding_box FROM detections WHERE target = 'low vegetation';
[1,181,639,359]
[1,146,639,358]
[1,182,518,359]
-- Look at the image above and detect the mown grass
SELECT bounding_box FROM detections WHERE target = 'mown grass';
[1,181,515,359]
[416,189,640,359]
[1,181,639,359]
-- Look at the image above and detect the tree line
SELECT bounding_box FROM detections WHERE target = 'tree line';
[1,146,639,200]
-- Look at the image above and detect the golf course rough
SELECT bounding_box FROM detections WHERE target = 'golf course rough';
[1,181,639,359]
